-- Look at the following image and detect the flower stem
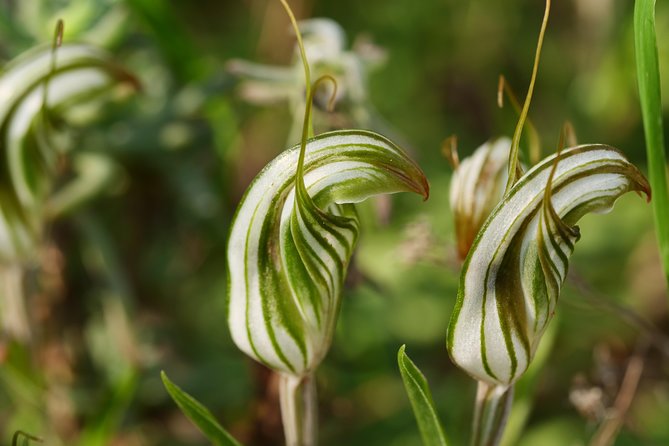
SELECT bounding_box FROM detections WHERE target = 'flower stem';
[1,264,31,343]
[279,373,317,446]
[471,382,514,446]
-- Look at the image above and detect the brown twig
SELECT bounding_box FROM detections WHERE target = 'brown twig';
[589,343,647,446]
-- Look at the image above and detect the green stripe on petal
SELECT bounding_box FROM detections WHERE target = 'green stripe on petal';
[447,145,649,386]
[227,129,428,376]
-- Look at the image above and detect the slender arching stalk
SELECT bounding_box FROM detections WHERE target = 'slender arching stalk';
[278,74,336,446]
[497,75,541,166]
[505,0,550,193]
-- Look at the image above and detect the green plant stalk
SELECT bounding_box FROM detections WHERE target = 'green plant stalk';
[634,0,669,286]
[500,317,558,446]
[279,373,317,446]
[0,264,30,342]
[471,382,513,446]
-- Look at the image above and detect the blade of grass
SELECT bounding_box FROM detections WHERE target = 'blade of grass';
[161,371,243,446]
[634,0,669,287]
[398,345,449,446]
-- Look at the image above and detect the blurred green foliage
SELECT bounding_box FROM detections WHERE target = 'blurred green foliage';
[0,0,667,445]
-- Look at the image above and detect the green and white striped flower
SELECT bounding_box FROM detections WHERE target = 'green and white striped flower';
[447,145,649,387]
[227,129,428,376]
[450,137,512,260]
[0,42,136,264]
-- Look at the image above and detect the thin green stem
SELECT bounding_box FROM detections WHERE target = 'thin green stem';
[471,382,514,446]
[1,264,30,343]
[634,0,669,287]
[497,75,542,165]
[279,373,318,446]
[505,0,550,194]
[12,431,43,446]
[279,0,314,138]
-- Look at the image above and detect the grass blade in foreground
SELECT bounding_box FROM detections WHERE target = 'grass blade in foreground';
[161,371,243,446]
[398,345,449,446]
[634,0,669,286]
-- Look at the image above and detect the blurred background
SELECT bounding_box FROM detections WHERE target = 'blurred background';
[0,0,668,444]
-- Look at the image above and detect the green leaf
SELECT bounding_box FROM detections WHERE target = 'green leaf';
[634,0,669,287]
[161,371,243,446]
[447,146,650,386]
[397,345,449,446]
[227,129,428,376]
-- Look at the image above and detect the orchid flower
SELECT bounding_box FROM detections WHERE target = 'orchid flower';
[224,3,429,445]
[445,1,651,444]
[227,17,390,143]
[0,21,137,341]
[400,1,652,445]
[449,137,512,260]
[227,124,427,444]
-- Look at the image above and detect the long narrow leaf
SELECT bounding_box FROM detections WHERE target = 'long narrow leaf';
[161,371,243,446]
[634,0,669,286]
[398,345,449,446]
[447,146,649,386]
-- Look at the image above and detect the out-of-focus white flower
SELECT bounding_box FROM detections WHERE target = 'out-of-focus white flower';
[449,137,511,260]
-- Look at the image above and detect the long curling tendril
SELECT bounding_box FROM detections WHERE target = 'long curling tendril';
[296,75,338,199]
[42,20,64,113]
[279,0,315,138]
[12,431,43,446]
[498,74,542,165]
[543,124,580,240]
[505,0,551,194]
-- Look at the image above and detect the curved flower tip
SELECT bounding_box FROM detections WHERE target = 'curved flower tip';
[447,145,649,387]
[227,130,427,376]
[450,137,511,260]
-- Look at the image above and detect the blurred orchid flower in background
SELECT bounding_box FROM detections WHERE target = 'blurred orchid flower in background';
[0,36,137,341]
[227,18,393,144]
[449,137,512,260]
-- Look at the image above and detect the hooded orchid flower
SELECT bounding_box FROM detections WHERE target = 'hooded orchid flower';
[227,86,428,445]
[447,146,650,387]
[227,17,391,144]
[0,22,137,341]
[226,3,428,445]
[444,1,651,444]
[449,137,512,260]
